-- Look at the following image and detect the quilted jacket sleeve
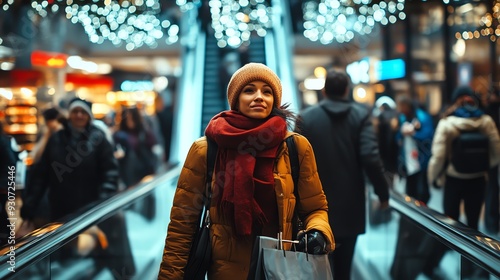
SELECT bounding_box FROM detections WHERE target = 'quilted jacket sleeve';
[293,134,335,251]
[158,138,207,280]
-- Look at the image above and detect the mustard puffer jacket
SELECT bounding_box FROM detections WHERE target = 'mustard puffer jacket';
[158,132,335,280]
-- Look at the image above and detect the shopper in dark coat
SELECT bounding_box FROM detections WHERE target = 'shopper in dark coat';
[296,69,389,280]
[113,107,157,188]
[21,98,118,222]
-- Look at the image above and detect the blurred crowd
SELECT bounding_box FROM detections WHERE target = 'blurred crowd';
[0,92,173,277]
[372,85,500,279]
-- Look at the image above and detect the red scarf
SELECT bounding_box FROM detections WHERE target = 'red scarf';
[205,111,287,236]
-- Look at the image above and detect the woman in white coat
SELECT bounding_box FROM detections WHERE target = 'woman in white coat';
[428,86,500,230]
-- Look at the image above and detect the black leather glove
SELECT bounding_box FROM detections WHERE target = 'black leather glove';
[295,230,327,255]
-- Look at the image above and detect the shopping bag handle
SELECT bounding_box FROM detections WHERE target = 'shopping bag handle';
[277,232,299,249]
[277,232,309,261]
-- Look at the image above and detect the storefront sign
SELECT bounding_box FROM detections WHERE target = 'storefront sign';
[376,59,406,81]
[31,50,67,68]
[120,80,154,92]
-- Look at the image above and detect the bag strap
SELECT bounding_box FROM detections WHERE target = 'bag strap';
[205,137,217,202]
[286,136,300,199]
[201,137,217,226]
[286,135,303,238]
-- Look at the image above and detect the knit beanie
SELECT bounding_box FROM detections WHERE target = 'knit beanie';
[227,63,282,110]
[68,98,94,120]
[451,86,476,103]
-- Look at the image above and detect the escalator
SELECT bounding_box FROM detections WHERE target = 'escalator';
[200,34,224,136]
[199,34,267,135]
[3,167,499,280]
[246,35,266,64]
[0,166,182,280]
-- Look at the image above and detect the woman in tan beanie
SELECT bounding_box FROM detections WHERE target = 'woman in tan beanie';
[159,63,334,280]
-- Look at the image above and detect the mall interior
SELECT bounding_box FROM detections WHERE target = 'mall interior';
[0,0,500,279]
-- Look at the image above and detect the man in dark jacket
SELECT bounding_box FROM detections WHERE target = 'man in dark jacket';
[21,98,118,222]
[296,69,389,280]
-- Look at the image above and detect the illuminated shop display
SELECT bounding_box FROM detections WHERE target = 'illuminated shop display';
[31,50,67,68]
[1,87,38,152]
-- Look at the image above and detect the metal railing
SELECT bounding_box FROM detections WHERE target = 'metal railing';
[390,190,500,277]
[0,165,182,279]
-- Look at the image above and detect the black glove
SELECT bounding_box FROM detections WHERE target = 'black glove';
[295,230,327,255]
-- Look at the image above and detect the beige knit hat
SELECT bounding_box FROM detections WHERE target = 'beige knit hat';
[227,63,282,110]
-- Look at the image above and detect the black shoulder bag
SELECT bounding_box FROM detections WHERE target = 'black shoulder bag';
[183,137,217,280]
[286,136,303,238]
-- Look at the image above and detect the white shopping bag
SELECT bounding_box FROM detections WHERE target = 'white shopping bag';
[10,137,27,189]
[403,136,421,176]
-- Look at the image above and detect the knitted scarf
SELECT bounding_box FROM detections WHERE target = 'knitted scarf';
[205,110,287,236]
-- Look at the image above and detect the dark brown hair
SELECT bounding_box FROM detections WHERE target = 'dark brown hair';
[119,107,146,134]
[324,69,350,98]
[270,103,298,130]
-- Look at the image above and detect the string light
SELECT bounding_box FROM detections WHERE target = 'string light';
[210,0,272,48]
[177,0,273,48]
[25,0,180,51]
[302,0,406,44]
[451,1,497,42]
[176,0,201,12]
[1,0,14,11]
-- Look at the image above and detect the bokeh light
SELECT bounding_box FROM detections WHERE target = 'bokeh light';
[302,0,406,44]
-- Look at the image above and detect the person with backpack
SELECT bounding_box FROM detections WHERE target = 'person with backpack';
[428,86,500,230]
[158,63,334,279]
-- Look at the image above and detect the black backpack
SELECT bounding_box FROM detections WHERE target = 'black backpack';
[450,129,489,173]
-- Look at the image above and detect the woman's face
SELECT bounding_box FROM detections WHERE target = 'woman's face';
[237,80,274,119]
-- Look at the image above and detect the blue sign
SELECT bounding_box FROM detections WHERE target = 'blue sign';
[120,80,154,92]
[376,59,405,81]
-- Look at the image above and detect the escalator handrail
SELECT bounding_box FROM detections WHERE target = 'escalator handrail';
[171,7,205,164]
[390,190,500,277]
[0,165,182,279]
